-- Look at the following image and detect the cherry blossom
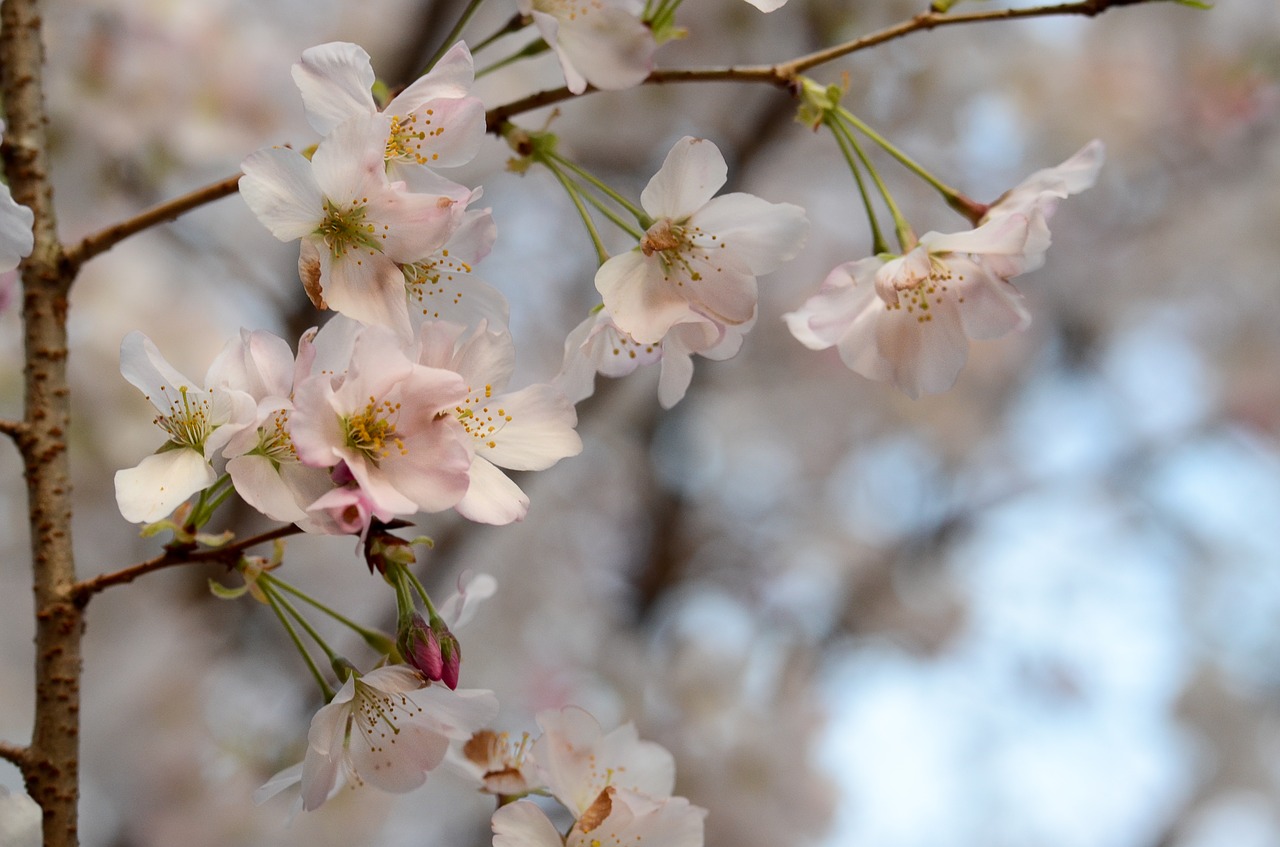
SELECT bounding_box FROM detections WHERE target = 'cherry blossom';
[114,331,256,523]
[292,41,486,187]
[557,309,748,409]
[208,328,335,527]
[255,665,497,811]
[415,321,582,525]
[743,0,790,9]
[458,728,542,796]
[289,322,473,517]
[786,142,1103,397]
[404,207,511,331]
[239,115,465,334]
[595,136,808,344]
[517,0,657,95]
[493,787,706,847]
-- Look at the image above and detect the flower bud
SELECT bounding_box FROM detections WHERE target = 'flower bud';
[397,612,444,681]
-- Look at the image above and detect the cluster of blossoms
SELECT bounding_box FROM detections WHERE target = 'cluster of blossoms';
[484,707,706,847]
[786,140,1105,397]
[116,41,581,531]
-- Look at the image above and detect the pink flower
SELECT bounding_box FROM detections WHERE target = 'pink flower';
[595,136,808,344]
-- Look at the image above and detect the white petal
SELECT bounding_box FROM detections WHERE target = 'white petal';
[921,213,1030,259]
[595,250,694,344]
[387,42,474,109]
[551,2,654,93]
[316,250,413,338]
[0,184,33,271]
[691,193,809,274]
[114,449,216,523]
[239,147,324,241]
[455,456,530,525]
[479,384,581,471]
[875,300,970,399]
[293,42,377,136]
[641,137,727,221]
[492,801,566,847]
[226,454,310,524]
[310,115,390,205]
[437,572,498,629]
[955,266,1032,340]
[253,762,303,805]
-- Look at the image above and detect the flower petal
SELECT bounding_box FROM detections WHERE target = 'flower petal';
[492,800,566,847]
[691,193,809,274]
[239,147,324,241]
[114,449,216,523]
[640,137,727,221]
[293,41,377,136]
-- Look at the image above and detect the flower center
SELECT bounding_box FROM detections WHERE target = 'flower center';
[455,385,512,451]
[349,680,424,763]
[640,217,725,286]
[343,396,406,463]
[385,111,445,166]
[155,385,213,450]
[252,408,298,465]
[402,248,475,319]
[316,199,381,260]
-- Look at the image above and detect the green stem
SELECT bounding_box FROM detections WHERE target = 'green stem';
[405,569,440,619]
[836,106,966,207]
[423,0,489,72]
[825,114,889,255]
[469,12,529,55]
[543,161,611,265]
[832,118,913,251]
[546,150,649,225]
[260,572,391,649]
[262,582,334,700]
[477,39,550,79]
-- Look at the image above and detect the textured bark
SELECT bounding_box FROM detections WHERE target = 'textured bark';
[0,1,81,846]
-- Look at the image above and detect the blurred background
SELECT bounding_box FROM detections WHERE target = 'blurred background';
[2,0,1279,844]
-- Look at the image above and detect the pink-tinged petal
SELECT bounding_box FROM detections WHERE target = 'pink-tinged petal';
[410,685,499,737]
[226,454,310,524]
[396,97,486,169]
[380,426,472,514]
[954,265,1032,340]
[365,187,465,262]
[874,300,969,399]
[551,3,655,93]
[293,42,377,136]
[641,137,727,221]
[529,11,585,94]
[387,42,475,110]
[119,330,197,407]
[114,449,217,523]
[309,115,390,205]
[437,572,497,629]
[347,721,448,794]
[239,147,324,241]
[656,346,694,409]
[682,254,757,326]
[437,321,516,393]
[921,213,1030,259]
[317,251,413,338]
[595,250,695,344]
[455,456,529,525]
[476,384,581,471]
[570,790,706,847]
[289,375,350,468]
[554,314,606,405]
[300,694,350,811]
[253,762,303,806]
[492,800,566,847]
[692,193,809,274]
[206,328,295,400]
[0,185,33,270]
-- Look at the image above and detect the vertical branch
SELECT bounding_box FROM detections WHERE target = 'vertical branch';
[0,1,81,846]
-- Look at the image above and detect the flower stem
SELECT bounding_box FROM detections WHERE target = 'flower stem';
[546,151,648,226]
[260,572,393,652]
[825,115,889,255]
[469,13,529,56]
[262,582,334,700]
[836,107,967,207]
[832,118,914,251]
[542,160,611,265]
[405,568,441,619]
[477,39,550,79]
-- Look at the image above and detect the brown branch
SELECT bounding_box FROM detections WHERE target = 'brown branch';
[486,0,1159,132]
[63,173,243,271]
[71,522,306,604]
[1,0,82,842]
[0,417,25,440]
[0,740,29,768]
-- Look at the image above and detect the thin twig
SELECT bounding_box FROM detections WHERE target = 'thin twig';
[0,740,29,767]
[486,0,1158,132]
[0,418,25,440]
[71,523,304,604]
[63,173,243,270]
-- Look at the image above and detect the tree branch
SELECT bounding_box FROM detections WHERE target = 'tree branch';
[0,740,29,768]
[0,417,25,440]
[1,0,82,842]
[71,523,306,604]
[486,0,1161,132]
[63,173,243,271]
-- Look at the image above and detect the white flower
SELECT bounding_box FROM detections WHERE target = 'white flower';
[0,787,40,847]
[292,41,486,185]
[532,705,675,816]
[256,665,498,811]
[458,728,542,796]
[785,142,1104,398]
[114,331,255,523]
[239,115,465,334]
[556,309,747,409]
[493,787,706,847]
[517,0,657,95]
[204,328,336,529]
[404,207,511,331]
[596,136,808,344]
[416,321,582,525]
[741,0,789,9]
[289,322,473,516]
[0,121,33,274]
